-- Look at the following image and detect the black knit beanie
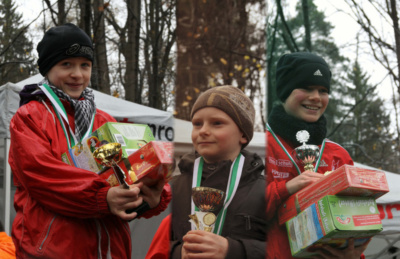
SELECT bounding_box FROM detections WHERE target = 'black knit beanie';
[37,23,94,76]
[191,85,255,148]
[276,52,331,102]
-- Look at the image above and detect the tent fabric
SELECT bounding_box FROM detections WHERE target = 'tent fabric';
[0,74,174,141]
[354,162,400,235]
[0,83,21,139]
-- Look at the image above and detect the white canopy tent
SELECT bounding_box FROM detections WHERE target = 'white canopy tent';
[353,162,400,259]
[0,74,174,235]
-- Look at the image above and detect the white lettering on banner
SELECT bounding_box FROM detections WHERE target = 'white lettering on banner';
[268,157,292,167]
[272,169,289,179]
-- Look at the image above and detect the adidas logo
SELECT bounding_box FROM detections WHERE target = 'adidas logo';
[314,69,323,76]
[319,159,328,167]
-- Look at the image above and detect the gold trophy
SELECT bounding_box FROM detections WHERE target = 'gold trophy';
[190,187,225,232]
[93,142,129,188]
[93,142,150,215]
[292,130,320,172]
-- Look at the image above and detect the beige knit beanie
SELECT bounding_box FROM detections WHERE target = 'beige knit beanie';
[191,85,255,147]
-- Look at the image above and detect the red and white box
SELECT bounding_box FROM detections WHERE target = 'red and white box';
[278,165,389,225]
[99,141,174,186]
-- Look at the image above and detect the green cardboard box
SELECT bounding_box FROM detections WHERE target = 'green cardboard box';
[62,122,155,173]
[286,195,382,258]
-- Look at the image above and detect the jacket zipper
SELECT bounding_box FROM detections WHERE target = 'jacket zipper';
[39,216,56,250]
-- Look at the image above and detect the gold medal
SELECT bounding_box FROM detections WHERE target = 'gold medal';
[203,212,216,226]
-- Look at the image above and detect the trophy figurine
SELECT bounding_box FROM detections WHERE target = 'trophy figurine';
[93,142,130,188]
[190,187,225,232]
[292,130,320,172]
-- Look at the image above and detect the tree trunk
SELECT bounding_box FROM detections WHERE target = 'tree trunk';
[389,0,400,148]
[92,0,110,94]
[124,0,141,103]
[175,0,209,120]
[78,0,91,35]
[149,0,160,109]
[302,0,312,51]
[58,0,66,24]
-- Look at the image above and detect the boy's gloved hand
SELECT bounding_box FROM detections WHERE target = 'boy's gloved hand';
[181,230,228,259]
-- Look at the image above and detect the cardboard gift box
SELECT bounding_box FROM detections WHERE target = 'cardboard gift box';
[61,123,155,173]
[99,141,174,186]
[278,165,389,225]
[286,195,382,258]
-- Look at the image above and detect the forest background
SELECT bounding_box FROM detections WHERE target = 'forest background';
[1,0,400,174]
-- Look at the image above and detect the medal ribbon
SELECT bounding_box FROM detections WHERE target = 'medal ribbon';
[191,154,244,235]
[266,123,326,174]
[39,84,95,148]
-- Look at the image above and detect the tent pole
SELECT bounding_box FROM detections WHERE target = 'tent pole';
[371,235,400,259]
[4,138,11,235]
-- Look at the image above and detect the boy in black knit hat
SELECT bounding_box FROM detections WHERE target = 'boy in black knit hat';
[170,85,267,259]
[265,52,370,259]
[9,23,170,258]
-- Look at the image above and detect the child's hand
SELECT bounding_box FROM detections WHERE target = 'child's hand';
[311,238,370,259]
[138,177,166,209]
[106,182,143,221]
[286,170,324,195]
[181,230,228,259]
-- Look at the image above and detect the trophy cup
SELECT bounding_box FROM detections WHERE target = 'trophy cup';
[93,142,130,188]
[190,187,225,232]
[292,130,320,172]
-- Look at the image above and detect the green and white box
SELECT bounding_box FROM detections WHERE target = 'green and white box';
[286,195,382,258]
[62,122,155,173]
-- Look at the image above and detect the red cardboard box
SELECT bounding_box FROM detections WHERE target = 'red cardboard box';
[99,141,174,186]
[278,165,389,225]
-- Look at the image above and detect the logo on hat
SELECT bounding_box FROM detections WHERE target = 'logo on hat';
[65,43,94,59]
[314,69,323,76]
[66,43,81,55]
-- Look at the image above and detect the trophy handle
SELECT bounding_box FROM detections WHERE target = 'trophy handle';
[111,161,130,189]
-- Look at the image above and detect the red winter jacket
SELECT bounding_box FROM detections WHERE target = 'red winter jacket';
[9,95,171,258]
[145,214,171,259]
[265,130,354,259]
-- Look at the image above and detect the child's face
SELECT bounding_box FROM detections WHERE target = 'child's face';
[283,85,329,122]
[47,57,92,99]
[191,107,248,163]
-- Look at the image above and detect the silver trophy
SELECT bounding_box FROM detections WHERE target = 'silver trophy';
[292,130,320,172]
[190,187,225,232]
